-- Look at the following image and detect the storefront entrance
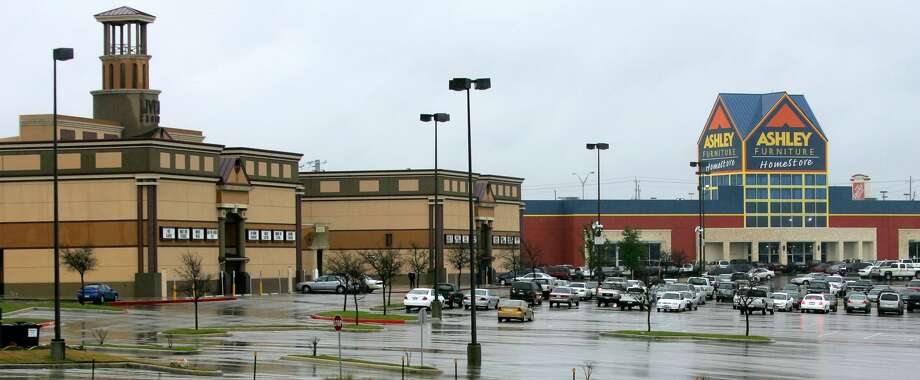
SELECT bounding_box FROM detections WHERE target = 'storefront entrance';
[787,242,815,265]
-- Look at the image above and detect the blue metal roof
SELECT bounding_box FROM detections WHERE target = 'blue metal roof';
[829,187,920,214]
[718,92,825,139]
[525,187,744,215]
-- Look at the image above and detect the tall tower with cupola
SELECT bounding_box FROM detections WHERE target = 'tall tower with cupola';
[91,6,161,138]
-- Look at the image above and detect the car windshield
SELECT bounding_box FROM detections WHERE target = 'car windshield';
[661,293,679,300]
[84,285,100,289]
[512,282,532,290]
[688,278,707,285]
[718,282,734,289]
[569,283,586,288]
[855,280,873,286]
[805,295,822,300]
[880,294,899,301]
[585,282,599,288]
[848,293,866,299]
[602,283,623,290]
[665,284,690,292]
[553,287,572,294]
[749,290,768,297]
[475,289,488,296]
[827,277,842,283]
[499,300,524,308]
[409,289,430,295]
[908,280,920,287]
[771,293,788,300]
[869,288,887,295]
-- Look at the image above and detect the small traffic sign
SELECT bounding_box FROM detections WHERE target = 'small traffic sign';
[333,315,343,332]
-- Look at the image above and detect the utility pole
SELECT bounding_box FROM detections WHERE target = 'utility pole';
[881,190,888,201]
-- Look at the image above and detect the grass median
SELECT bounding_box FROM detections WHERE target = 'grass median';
[161,328,229,336]
[85,343,199,353]
[0,301,123,313]
[163,323,383,336]
[0,348,219,375]
[315,310,417,321]
[601,330,773,342]
[284,354,440,374]
[2,317,52,324]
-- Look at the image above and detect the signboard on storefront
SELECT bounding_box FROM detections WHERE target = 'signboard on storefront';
[698,102,742,173]
[745,97,826,172]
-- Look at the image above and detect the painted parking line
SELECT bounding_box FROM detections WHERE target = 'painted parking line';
[863,333,882,339]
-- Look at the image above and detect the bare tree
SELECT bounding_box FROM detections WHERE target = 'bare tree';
[407,244,429,286]
[448,246,470,288]
[619,227,661,333]
[326,251,367,325]
[521,241,544,277]
[177,253,212,330]
[362,248,403,315]
[62,248,98,304]
[735,285,757,336]
[91,327,109,345]
[497,246,523,277]
[582,361,594,380]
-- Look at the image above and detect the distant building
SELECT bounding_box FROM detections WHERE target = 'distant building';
[525,92,920,267]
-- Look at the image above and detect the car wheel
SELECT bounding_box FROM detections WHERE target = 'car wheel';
[335,286,344,294]
[498,318,503,323]
[464,305,470,310]
[656,308,661,312]
[800,309,804,313]
[845,308,851,313]
[832,306,837,312]
[803,281,809,286]
[405,307,412,313]
[769,310,774,315]
[302,285,311,294]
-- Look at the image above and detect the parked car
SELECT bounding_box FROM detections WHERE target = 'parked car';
[679,264,695,274]
[510,281,543,306]
[497,272,518,286]
[76,283,118,304]
[730,272,751,282]
[497,299,534,322]
[548,287,580,308]
[859,265,877,278]
[790,274,815,286]
[877,292,904,315]
[403,288,445,312]
[584,281,599,297]
[870,262,920,281]
[463,289,500,310]
[435,283,464,308]
[826,275,846,296]
[688,277,714,300]
[656,291,691,312]
[800,294,832,314]
[750,268,775,282]
[596,282,625,307]
[544,266,572,280]
[806,281,838,312]
[515,272,555,282]
[715,282,736,302]
[849,279,874,293]
[363,276,383,292]
[533,278,553,298]
[717,260,730,269]
[297,275,347,294]
[678,291,700,311]
[617,287,648,311]
[771,292,795,311]
[844,292,871,313]
[867,287,895,303]
[907,279,920,290]
[900,288,920,312]
[568,282,592,300]
[734,288,774,315]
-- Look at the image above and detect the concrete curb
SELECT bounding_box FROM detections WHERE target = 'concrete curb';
[110,296,236,306]
[83,344,201,355]
[599,331,775,343]
[226,325,384,333]
[0,362,221,376]
[309,314,414,325]
[159,331,232,338]
[281,355,442,375]
[6,307,126,316]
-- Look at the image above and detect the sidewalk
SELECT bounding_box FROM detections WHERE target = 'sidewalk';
[109,296,236,306]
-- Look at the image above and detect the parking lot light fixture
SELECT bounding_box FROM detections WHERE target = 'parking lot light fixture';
[689,161,711,273]
[449,77,490,367]
[51,47,74,361]
[586,143,609,249]
[420,112,449,319]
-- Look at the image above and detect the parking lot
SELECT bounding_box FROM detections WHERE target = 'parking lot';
[7,275,920,379]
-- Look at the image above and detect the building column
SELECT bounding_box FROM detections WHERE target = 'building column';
[721,242,730,262]
[779,241,788,265]
[147,183,158,273]
[136,186,144,273]
[218,209,227,266]
[295,191,304,282]
[857,241,865,261]
[751,241,761,262]
[237,212,247,271]
[837,241,845,261]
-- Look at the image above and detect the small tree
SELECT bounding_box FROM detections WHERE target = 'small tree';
[62,248,98,304]
[326,251,366,325]
[619,227,660,332]
[497,246,523,276]
[448,247,470,288]
[521,241,544,277]
[362,248,403,315]
[91,327,109,345]
[177,253,212,330]
[582,223,609,281]
[735,285,756,336]
[408,244,429,286]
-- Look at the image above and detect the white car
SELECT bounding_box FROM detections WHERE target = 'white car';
[403,288,445,312]
[717,260,730,269]
[859,265,877,278]
[568,282,592,300]
[790,274,815,285]
[656,291,691,312]
[364,276,383,292]
[687,277,714,300]
[514,273,556,282]
[463,289,500,310]
[679,264,695,274]
[800,293,832,314]
[771,292,795,311]
[826,275,845,295]
[750,268,775,282]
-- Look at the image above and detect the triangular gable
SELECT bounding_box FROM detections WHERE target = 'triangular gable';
[219,157,250,186]
[765,103,806,128]
[696,98,742,145]
[475,182,496,204]
[748,94,827,142]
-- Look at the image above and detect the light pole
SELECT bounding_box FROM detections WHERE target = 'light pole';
[51,47,74,361]
[572,171,594,199]
[585,143,609,243]
[420,112,449,319]
[449,77,490,367]
[689,161,711,274]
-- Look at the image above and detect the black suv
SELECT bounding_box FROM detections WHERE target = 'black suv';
[435,283,464,308]
[511,281,543,306]
[849,279,874,293]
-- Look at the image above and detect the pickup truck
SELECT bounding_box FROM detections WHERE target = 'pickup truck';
[733,288,775,315]
[596,283,625,307]
[870,263,920,281]
[687,277,714,300]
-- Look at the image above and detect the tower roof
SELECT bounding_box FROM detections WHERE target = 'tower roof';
[718,92,825,139]
[95,6,155,23]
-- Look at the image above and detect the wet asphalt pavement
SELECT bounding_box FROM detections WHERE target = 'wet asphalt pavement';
[7,275,920,379]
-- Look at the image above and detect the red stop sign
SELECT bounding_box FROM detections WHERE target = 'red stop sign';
[333,315,343,332]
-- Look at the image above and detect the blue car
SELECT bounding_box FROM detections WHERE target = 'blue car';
[76,284,118,304]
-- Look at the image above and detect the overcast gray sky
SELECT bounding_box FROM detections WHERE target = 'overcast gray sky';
[2,1,918,200]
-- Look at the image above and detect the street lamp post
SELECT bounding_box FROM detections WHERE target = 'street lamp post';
[449,77,490,367]
[585,144,609,265]
[420,112,449,319]
[51,47,74,361]
[689,161,711,273]
[571,171,594,200]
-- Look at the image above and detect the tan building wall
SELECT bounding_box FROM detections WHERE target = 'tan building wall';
[898,229,920,259]
[246,186,295,224]
[0,181,52,222]
[492,203,522,232]
[60,179,137,221]
[2,247,137,297]
[157,179,218,222]
[303,199,429,230]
